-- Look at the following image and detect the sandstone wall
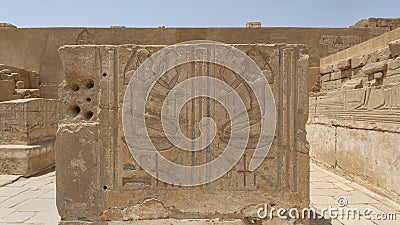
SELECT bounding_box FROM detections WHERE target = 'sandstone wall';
[0,98,57,176]
[0,25,385,98]
[308,28,400,203]
[350,18,400,36]
[0,64,40,101]
[56,43,310,224]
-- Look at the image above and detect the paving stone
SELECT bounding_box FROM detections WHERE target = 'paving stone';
[336,216,375,225]
[312,181,340,189]
[0,189,48,208]
[334,182,355,192]
[0,186,29,197]
[37,189,55,199]
[0,211,35,223]
[0,197,9,203]
[0,208,14,219]
[310,195,338,205]
[15,198,57,212]
[25,212,60,225]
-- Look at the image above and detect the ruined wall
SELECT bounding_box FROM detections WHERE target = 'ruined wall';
[307,28,400,203]
[0,98,57,176]
[56,43,310,224]
[0,25,384,98]
[351,18,400,36]
[0,64,40,101]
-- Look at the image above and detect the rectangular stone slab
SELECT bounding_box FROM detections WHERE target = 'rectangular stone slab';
[56,43,310,224]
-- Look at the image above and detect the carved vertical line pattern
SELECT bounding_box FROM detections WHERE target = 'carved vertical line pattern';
[293,49,299,192]
[206,49,212,184]
[277,48,283,190]
[285,48,292,191]
[191,60,196,185]
[113,48,119,189]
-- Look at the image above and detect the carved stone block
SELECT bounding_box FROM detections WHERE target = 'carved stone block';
[57,43,310,224]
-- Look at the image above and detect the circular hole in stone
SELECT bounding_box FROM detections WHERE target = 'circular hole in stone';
[68,105,81,117]
[71,84,80,91]
[86,97,92,102]
[102,73,107,77]
[103,186,108,190]
[83,111,94,120]
[85,79,94,89]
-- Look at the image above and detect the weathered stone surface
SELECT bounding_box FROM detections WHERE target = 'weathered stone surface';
[0,98,57,176]
[0,65,42,101]
[0,142,54,176]
[362,61,387,75]
[342,78,363,90]
[0,98,57,145]
[0,80,16,101]
[57,43,310,224]
[389,39,400,57]
[351,54,368,68]
[306,124,336,167]
[333,58,351,71]
[310,39,400,204]
[0,25,379,98]
[246,22,261,28]
[330,70,351,80]
[336,127,400,197]
[320,64,333,74]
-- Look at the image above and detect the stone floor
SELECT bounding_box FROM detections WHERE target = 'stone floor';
[310,163,400,225]
[0,164,398,225]
[0,169,59,225]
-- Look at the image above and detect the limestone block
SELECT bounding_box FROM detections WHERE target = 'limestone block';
[0,141,54,176]
[351,67,364,78]
[321,73,330,82]
[330,70,351,80]
[335,58,351,71]
[0,98,57,145]
[362,61,387,75]
[342,78,363,90]
[306,124,336,167]
[57,44,310,224]
[366,47,391,63]
[336,127,400,196]
[389,39,400,58]
[384,74,400,84]
[320,64,333,74]
[15,89,40,98]
[351,54,368,68]
[246,22,261,28]
[0,72,15,81]
[15,80,24,89]
[373,72,384,79]
[0,80,16,101]
[28,72,40,89]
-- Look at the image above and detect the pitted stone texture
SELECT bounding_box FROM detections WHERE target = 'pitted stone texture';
[57,44,310,224]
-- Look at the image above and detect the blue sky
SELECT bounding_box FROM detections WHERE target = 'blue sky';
[1,0,399,28]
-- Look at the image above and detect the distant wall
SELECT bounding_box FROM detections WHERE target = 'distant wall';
[350,18,400,36]
[0,26,381,98]
[308,28,400,203]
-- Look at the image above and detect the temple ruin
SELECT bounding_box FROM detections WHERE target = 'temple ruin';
[0,18,399,224]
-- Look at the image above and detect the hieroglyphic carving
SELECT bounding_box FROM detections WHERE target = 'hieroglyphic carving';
[319,35,361,55]
[57,44,310,223]
[0,98,57,145]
